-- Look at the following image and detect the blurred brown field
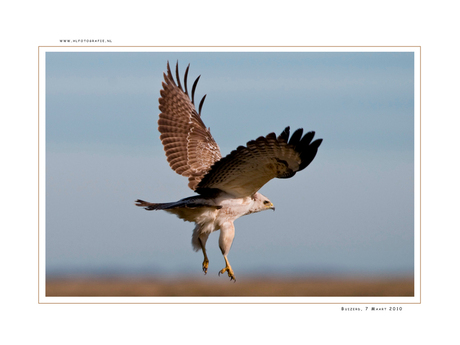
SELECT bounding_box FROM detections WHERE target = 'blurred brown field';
[46,275,414,297]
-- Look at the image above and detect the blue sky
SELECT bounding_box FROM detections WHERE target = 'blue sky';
[45,51,414,278]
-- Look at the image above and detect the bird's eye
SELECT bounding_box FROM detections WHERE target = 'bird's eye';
[263,200,270,205]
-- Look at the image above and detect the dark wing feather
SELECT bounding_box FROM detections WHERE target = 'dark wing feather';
[196,127,322,198]
[158,62,222,190]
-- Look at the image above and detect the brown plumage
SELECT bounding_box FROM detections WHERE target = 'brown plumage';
[158,62,221,190]
[158,62,322,197]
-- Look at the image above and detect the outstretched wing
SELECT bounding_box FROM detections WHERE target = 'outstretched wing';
[158,62,222,190]
[195,127,322,198]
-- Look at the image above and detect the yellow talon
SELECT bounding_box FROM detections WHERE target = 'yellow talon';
[218,256,236,282]
[218,267,236,281]
[202,258,209,275]
[199,238,209,275]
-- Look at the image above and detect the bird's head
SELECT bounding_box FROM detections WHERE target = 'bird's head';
[250,192,275,213]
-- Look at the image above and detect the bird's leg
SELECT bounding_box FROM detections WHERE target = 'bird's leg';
[199,237,209,275]
[218,255,236,282]
[218,221,236,282]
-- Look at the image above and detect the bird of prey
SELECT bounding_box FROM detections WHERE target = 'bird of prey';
[136,62,322,281]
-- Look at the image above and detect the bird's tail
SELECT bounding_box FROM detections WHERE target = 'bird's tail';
[135,199,175,211]
[135,196,223,212]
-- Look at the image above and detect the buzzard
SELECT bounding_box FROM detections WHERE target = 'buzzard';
[136,62,322,281]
